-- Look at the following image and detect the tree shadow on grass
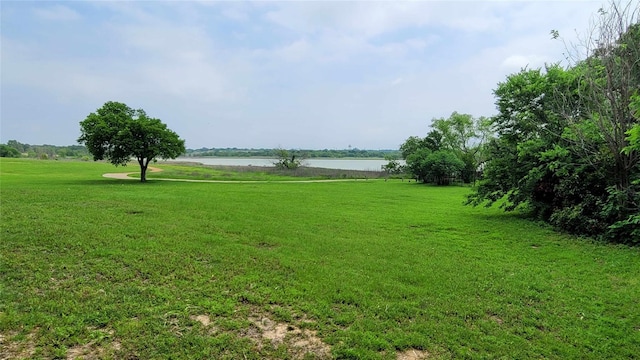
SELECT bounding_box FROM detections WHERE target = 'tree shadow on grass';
[472,211,530,221]
[70,179,176,186]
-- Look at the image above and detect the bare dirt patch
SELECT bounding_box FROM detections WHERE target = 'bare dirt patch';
[242,311,331,359]
[190,314,212,327]
[188,314,220,335]
[397,348,431,360]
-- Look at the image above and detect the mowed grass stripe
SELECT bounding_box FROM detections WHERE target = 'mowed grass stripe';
[1,158,639,359]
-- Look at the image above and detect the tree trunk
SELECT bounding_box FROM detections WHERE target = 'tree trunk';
[141,165,147,182]
[138,157,147,182]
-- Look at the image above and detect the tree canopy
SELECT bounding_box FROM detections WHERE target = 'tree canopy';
[467,1,640,243]
[78,101,185,182]
[398,1,639,242]
[0,144,21,158]
[400,112,491,184]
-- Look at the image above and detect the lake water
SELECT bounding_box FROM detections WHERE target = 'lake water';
[169,157,403,171]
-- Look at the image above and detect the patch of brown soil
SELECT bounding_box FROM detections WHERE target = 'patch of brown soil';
[397,348,431,360]
[0,331,36,360]
[243,312,331,359]
[190,314,212,327]
[188,314,220,336]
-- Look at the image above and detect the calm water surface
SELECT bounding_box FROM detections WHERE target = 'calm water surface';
[169,157,403,171]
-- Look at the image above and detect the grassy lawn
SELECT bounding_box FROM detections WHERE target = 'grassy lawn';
[1,158,639,359]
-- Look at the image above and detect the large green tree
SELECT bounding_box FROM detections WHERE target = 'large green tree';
[78,101,185,182]
[423,150,465,185]
[432,112,492,183]
[405,147,432,182]
[401,112,491,184]
[468,67,570,214]
[400,136,427,159]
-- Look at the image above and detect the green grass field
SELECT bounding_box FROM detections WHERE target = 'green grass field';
[1,158,639,359]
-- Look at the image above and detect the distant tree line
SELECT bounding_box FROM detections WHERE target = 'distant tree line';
[0,140,90,159]
[1,140,400,161]
[186,148,400,159]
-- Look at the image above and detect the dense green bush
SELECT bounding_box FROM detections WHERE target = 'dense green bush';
[0,144,21,158]
[467,9,640,243]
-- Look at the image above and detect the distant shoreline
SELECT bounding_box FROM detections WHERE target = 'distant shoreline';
[165,157,403,172]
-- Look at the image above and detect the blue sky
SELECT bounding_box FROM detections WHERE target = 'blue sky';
[1,1,601,149]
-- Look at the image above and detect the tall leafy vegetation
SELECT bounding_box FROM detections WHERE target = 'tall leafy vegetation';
[78,101,186,182]
[401,112,491,184]
[468,2,640,243]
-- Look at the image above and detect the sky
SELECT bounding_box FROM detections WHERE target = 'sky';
[1,1,604,150]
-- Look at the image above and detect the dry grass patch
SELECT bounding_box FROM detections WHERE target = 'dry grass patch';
[489,315,504,325]
[0,331,36,360]
[65,328,121,360]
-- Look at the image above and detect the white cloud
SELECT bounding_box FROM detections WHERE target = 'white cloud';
[263,2,434,37]
[261,1,515,38]
[276,39,312,62]
[32,4,81,21]
[222,6,250,22]
[501,55,543,71]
